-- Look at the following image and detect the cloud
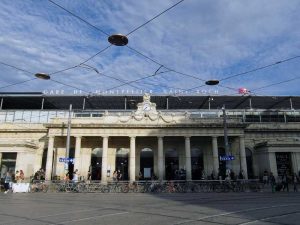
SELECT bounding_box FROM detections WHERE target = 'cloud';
[0,0,299,96]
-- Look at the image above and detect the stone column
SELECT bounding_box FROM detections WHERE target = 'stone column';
[185,136,192,180]
[45,136,54,180]
[212,136,219,176]
[239,136,248,179]
[158,136,164,180]
[74,136,82,172]
[129,136,136,182]
[101,136,109,183]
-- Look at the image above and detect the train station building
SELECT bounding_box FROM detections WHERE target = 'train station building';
[0,93,300,182]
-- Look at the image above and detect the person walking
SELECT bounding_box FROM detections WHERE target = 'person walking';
[20,170,25,182]
[4,171,12,194]
[292,173,298,192]
[269,172,276,193]
[282,173,289,192]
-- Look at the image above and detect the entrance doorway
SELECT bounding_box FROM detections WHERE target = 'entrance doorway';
[246,148,254,178]
[0,153,17,178]
[165,148,179,180]
[191,148,203,180]
[276,152,292,176]
[140,148,153,180]
[115,148,129,180]
[91,148,102,180]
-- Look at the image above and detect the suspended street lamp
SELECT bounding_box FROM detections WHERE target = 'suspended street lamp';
[108,34,128,46]
[205,79,219,86]
[35,73,50,80]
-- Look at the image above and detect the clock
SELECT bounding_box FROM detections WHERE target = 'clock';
[143,103,151,111]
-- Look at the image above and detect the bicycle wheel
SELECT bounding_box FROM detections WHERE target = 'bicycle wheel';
[43,185,49,193]
[120,184,128,193]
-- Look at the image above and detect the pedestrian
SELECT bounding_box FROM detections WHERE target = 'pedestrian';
[72,169,79,182]
[117,170,122,181]
[238,170,244,180]
[263,170,269,185]
[4,171,12,194]
[15,170,20,183]
[282,173,289,192]
[269,172,276,193]
[210,170,215,180]
[20,170,25,182]
[113,171,118,181]
[292,173,298,192]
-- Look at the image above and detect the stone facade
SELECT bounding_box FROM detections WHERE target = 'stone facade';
[0,95,300,182]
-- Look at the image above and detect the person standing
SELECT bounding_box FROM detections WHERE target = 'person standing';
[292,173,298,192]
[4,171,12,194]
[282,173,289,192]
[15,170,20,183]
[269,172,276,193]
[20,170,25,182]
[72,169,79,182]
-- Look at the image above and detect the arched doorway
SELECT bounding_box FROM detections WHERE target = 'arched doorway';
[191,148,203,180]
[165,148,179,180]
[116,148,129,180]
[91,148,102,180]
[140,148,153,180]
[218,147,226,179]
[246,148,254,179]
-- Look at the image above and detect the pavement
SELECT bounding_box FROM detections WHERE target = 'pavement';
[0,192,300,225]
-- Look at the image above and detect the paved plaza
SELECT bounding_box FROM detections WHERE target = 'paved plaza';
[0,192,300,225]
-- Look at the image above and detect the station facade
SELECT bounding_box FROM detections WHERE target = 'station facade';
[0,93,300,182]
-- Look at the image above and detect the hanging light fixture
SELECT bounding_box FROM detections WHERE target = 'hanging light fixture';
[108,34,128,46]
[205,79,219,85]
[35,73,50,80]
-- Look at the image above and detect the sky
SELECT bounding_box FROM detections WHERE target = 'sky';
[0,0,300,96]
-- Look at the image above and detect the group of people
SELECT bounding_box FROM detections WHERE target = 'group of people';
[112,170,123,181]
[2,169,25,193]
[65,169,79,182]
[33,168,45,181]
[263,170,299,192]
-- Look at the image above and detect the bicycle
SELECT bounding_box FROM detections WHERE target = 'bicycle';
[30,182,48,193]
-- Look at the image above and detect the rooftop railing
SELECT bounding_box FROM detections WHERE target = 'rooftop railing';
[0,109,299,123]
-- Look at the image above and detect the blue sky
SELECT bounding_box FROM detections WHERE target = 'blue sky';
[0,0,300,96]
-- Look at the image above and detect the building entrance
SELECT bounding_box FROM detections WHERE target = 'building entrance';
[140,148,153,180]
[191,148,203,180]
[115,148,129,180]
[165,148,179,180]
[91,148,102,180]
[0,153,17,179]
[276,152,292,176]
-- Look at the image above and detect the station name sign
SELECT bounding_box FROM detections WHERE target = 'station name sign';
[43,88,219,96]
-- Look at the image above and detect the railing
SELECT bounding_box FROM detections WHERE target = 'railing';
[29,180,262,193]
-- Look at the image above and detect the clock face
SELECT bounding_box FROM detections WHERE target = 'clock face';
[143,103,151,111]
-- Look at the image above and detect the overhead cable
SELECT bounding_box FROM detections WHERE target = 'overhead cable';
[126,0,185,36]
[49,44,112,75]
[48,0,109,36]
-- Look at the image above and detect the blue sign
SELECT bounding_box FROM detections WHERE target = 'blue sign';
[59,157,74,164]
[219,155,235,161]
